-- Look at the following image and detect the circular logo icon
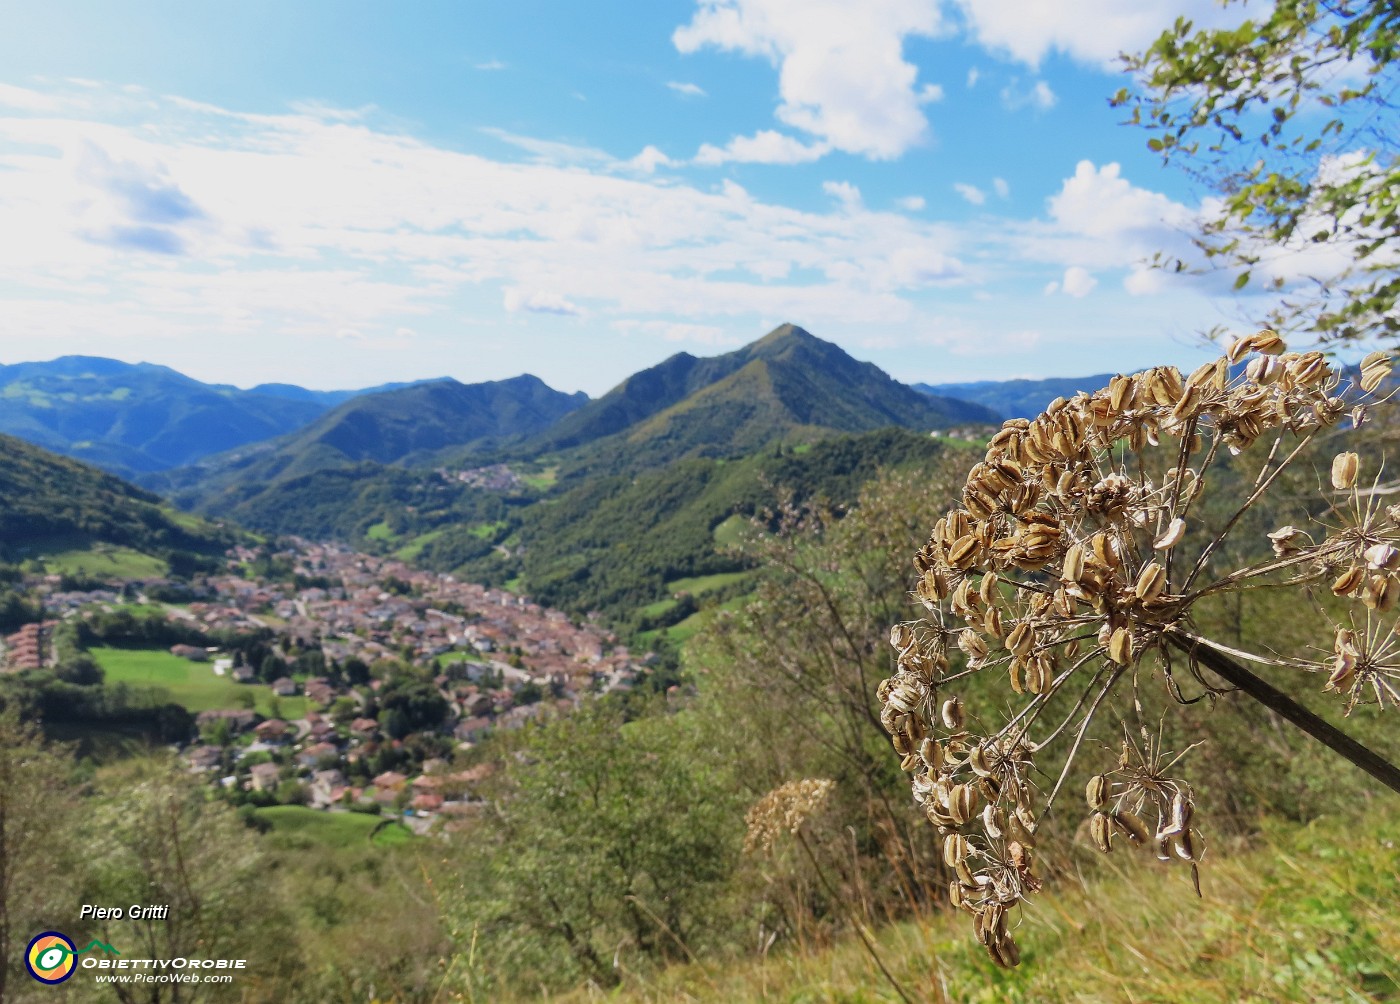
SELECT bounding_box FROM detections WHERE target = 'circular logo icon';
[26,932,77,985]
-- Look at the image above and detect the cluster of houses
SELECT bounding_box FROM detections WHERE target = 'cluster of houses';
[0,619,58,671]
[4,538,655,830]
[188,705,500,831]
[436,463,526,491]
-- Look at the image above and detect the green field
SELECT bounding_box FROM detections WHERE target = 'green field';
[520,466,558,490]
[364,520,397,542]
[638,594,751,646]
[640,597,679,619]
[254,806,414,849]
[44,545,168,579]
[666,571,750,596]
[711,514,750,548]
[394,528,446,561]
[92,646,307,717]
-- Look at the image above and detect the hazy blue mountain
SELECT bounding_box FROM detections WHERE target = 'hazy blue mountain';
[0,355,436,475]
[914,373,1118,421]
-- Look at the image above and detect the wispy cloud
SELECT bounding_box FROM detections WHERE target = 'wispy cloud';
[953,182,985,206]
[473,59,507,71]
[666,81,706,98]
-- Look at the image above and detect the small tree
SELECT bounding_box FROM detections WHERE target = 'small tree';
[1118,1,1400,343]
[882,336,1399,966]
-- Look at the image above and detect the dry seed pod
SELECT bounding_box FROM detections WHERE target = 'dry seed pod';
[1170,791,1193,833]
[1114,809,1151,845]
[981,803,1004,839]
[969,744,994,778]
[1154,517,1185,550]
[1332,452,1360,490]
[941,697,964,731]
[1108,626,1134,665]
[1006,621,1034,660]
[1172,828,1201,862]
[1085,774,1109,812]
[1333,565,1365,596]
[1360,350,1393,392]
[958,628,989,662]
[1134,562,1167,603]
[1365,543,1400,571]
[1090,812,1113,853]
[949,784,978,825]
[943,833,970,867]
[1252,328,1286,355]
[988,935,1021,969]
[948,535,980,569]
[919,737,944,771]
[948,880,966,911]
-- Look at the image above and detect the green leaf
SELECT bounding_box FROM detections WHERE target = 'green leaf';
[1233,271,1251,291]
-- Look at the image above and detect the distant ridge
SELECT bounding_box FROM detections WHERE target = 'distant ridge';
[914,373,1118,421]
[0,355,437,476]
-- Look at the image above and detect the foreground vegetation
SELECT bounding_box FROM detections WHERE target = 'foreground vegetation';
[542,805,1400,1004]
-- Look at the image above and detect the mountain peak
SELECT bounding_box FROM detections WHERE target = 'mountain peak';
[753,323,815,347]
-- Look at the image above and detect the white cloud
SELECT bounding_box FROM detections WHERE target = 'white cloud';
[1002,79,1056,110]
[674,0,944,159]
[1048,160,1193,241]
[628,145,676,173]
[992,177,1009,199]
[966,67,980,88]
[0,86,984,377]
[1061,265,1097,297]
[474,59,507,71]
[823,180,863,210]
[953,183,985,206]
[896,195,926,211]
[693,129,829,165]
[666,81,707,97]
[952,0,1246,68]
[503,288,583,316]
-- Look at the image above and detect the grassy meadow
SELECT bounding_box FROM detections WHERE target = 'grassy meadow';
[92,645,308,718]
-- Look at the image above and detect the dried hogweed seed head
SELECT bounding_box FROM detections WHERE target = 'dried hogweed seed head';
[744,778,836,854]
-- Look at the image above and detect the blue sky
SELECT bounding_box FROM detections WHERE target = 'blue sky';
[0,0,1305,395]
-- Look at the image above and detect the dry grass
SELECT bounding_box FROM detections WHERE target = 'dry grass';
[533,804,1399,1004]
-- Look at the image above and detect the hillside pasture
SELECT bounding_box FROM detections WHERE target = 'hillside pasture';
[92,646,307,717]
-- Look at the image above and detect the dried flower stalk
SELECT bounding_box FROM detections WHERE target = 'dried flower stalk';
[881,333,1400,967]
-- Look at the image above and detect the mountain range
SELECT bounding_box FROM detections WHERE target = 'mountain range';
[0,355,434,477]
[0,324,1109,619]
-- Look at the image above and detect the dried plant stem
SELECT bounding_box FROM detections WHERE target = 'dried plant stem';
[1167,630,1400,796]
[794,830,915,1004]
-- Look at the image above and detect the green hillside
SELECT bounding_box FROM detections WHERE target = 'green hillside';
[153,374,587,506]
[423,427,964,621]
[0,432,237,577]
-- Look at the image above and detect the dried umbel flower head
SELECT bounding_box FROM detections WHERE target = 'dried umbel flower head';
[744,778,836,854]
[881,333,1400,967]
